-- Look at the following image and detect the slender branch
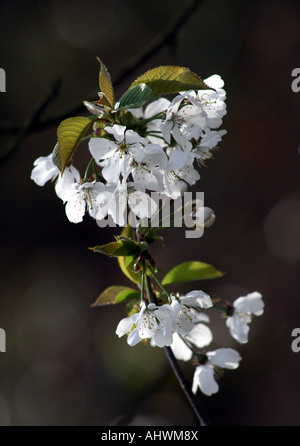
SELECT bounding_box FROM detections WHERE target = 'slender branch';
[1,0,203,138]
[0,78,63,164]
[164,346,208,426]
[144,272,208,426]
[148,266,171,301]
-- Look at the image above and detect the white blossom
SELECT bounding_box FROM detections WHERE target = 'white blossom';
[116,301,176,347]
[170,313,213,361]
[55,165,81,201]
[160,94,204,151]
[63,181,111,223]
[31,153,81,201]
[192,348,241,396]
[226,292,264,344]
[171,291,213,335]
[31,153,59,186]
[130,98,171,146]
[186,75,227,131]
[162,146,200,199]
[89,124,146,183]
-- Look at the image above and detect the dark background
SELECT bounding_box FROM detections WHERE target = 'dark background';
[0,0,299,426]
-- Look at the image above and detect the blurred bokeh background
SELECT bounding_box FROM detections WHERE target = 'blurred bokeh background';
[0,0,299,426]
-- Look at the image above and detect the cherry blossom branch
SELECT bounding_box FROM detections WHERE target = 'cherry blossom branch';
[144,272,208,426]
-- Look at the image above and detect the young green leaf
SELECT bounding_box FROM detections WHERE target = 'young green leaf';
[114,84,156,111]
[97,57,115,108]
[130,65,211,95]
[89,240,139,257]
[54,117,92,173]
[114,288,140,304]
[91,286,139,306]
[117,225,141,284]
[162,261,224,286]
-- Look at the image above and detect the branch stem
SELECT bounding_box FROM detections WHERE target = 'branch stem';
[143,271,207,426]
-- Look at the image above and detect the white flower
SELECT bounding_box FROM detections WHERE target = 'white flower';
[89,124,146,183]
[171,291,213,335]
[226,292,264,344]
[116,301,176,348]
[103,181,158,227]
[186,75,227,131]
[194,129,227,163]
[162,146,200,199]
[130,98,171,146]
[31,153,81,200]
[160,94,205,151]
[31,153,59,186]
[170,313,213,361]
[63,181,111,223]
[128,187,158,219]
[131,143,168,193]
[192,348,241,396]
[55,164,81,201]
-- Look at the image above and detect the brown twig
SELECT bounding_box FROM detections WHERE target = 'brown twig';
[0,78,63,164]
[0,0,203,143]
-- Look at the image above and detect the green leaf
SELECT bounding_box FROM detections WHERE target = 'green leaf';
[130,65,211,95]
[162,261,224,286]
[114,84,156,111]
[89,240,139,257]
[97,57,115,107]
[91,286,139,306]
[114,288,140,304]
[118,225,141,284]
[54,117,92,173]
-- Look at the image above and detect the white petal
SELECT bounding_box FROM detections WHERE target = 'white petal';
[200,129,227,149]
[204,74,224,90]
[168,147,190,171]
[125,129,146,145]
[128,191,157,218]
[234,292,264,316]
[182,290,213,309]
[226,315,249,344]
[143,144,168,169]
[137,310,157,339]
[160,120,173,143]
[105,124,126,142]
[187,323,213,348]
[116,317,134,337]
[172,125,192,151]
[108,184,127,226]
[170,332,193,361]
[55,165,80,201]
[127,328,142,346]
[128,144,145,163]
[89,138,116,164]
[31,154,59,186]
[102,152,124,183]
[65,193,86,223]
[207,348,241,370]
[144,98,170,118]
[175,308,195,334]
[192,364,219,396]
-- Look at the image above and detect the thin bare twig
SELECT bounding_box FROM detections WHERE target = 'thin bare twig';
[0,79,63,164]
[0,0,203,142]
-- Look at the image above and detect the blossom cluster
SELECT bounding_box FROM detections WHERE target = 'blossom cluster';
[31,75,226,226]
[116,291,264,396]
